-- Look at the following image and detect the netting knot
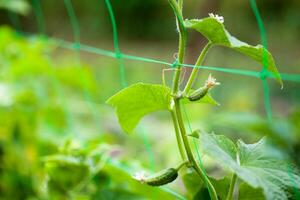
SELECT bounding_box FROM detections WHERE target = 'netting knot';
[73,42,81,50]
[115,53,122,59]
[171,59,179,68]
[259,68,268,80]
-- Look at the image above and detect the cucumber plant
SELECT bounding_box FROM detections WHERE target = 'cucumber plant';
[106,1,300,199]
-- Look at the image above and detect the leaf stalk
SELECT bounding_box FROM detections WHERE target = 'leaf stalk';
[183,42,212,95]
[169,0,187,94]
[226,174,237,200]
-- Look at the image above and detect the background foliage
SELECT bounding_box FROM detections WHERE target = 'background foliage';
[0,0,300,199]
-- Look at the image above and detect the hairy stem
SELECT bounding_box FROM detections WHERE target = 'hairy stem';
[174,98,218,200]
[226,174,237,200]
[183,42,212,95]
[171,110,187,160]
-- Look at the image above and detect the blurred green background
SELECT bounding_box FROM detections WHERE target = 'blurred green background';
[0,0,300,199]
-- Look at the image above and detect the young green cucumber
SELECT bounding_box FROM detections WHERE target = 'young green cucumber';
[144,168,178,186]
[188,86,209,101]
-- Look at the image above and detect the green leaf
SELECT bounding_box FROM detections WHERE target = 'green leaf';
[182,170,230,200]
[106,83,172,133]
[239,183,265,200]
[182,93,220,106]
[92,188,144,200]
[193,188,211,200]
[182,170,204,198]
[185,17,282,86]
[193,93,220,106]
[0,0,31,15]
[44,155,90,191]
[198,133,300,200]
[210,177,231,200]
[199,132,237,163]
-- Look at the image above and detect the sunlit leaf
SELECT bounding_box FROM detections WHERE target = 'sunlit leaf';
[199,132,237,162]
[0,0,30,15]
[106,83,172,133]
[185,17,282,86]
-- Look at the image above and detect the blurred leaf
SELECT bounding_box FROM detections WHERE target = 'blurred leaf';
[193,187,211,200]
[182,170,230,200]
[185,18,282,86]
[56,65,98,95]
[44,155,90,191]
[0,83,13,107]
[106,83,172,133]
[239,183,265,200]
[208,112,297,154]
[198,132,300,200]
[92,188,144,200]
[210,177,231,200]
[0,0,30,15]
[182,170,203,197]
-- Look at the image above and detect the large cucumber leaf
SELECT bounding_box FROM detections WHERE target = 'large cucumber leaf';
[106,83,172,133]
[185,17,282,86]
[198,132,300,200]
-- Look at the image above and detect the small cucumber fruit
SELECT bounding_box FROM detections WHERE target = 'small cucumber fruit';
[144,168,178,186]
[188,86,209,101]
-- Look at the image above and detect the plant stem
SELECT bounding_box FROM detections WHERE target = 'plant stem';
[183,42,212,95]
[226,174,237,200]
[169,0,187,94]
[168,1,218,199]
[174,98,218,200]
[171,110,187,160]
[172,34,186,94]
[175,160,189,171]
[178,0,183,10]
[173,100,192,160]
